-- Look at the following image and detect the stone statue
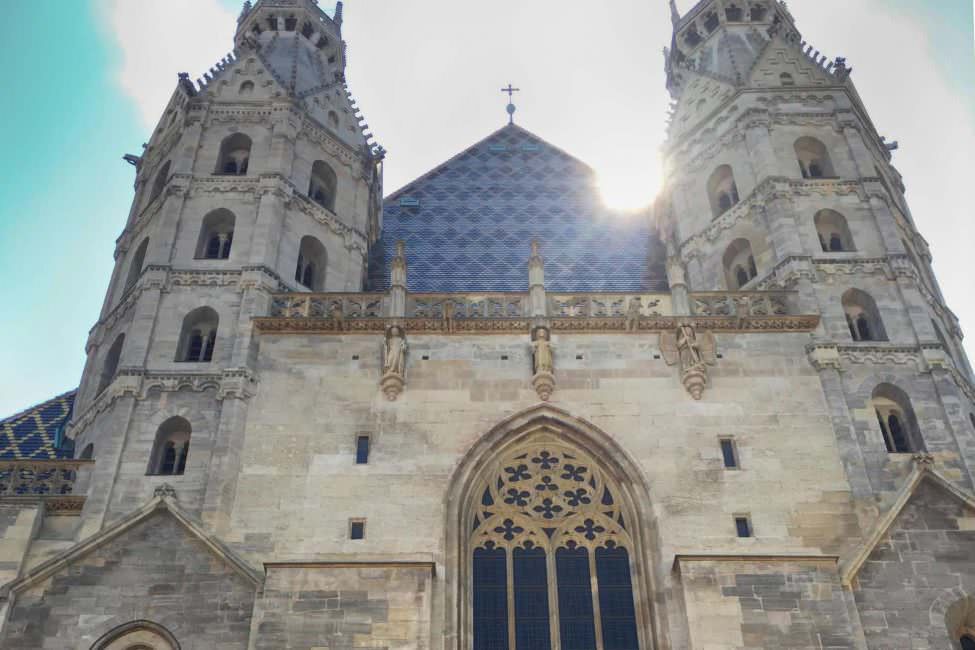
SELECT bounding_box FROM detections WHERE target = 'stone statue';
[625,298,643,332]
[660,323,717,400]
[532,327,554,375]
[329,301,345,331]
[383,326,407,377]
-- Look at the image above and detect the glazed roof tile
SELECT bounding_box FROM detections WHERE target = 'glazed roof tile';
[368,124,668,293]
[0,391,75,460]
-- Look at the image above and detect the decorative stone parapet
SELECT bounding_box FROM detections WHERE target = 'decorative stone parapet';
[0,460,94,513]
[255,289,818,335]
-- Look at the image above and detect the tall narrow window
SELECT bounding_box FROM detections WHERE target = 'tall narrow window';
[469,438,640,650]
[872,384,922,454]
[295,235,327,290]
[735,516,752,538]
[176,307,219,363]
[842,289,887,342]
[124,238,150,292]
[720,438,738,468]
[308,160,338,211]
[707,165,740,217]
[148,416,191,476]
[355,436,370,464]
[814,209,855,253]
[97,334,125,396]
[349,519,366,539]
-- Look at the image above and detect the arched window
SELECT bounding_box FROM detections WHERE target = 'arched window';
[707,165,740,217]
[196,209,235,260]
[215,133,252,176]
[842,289,887,342]
[239,80,254,96]
[97,334,125,396]
[80,443,94,460]
[725,3,743,21]
[780,72,795,87]
[469,436,640,650]
[284,15,297,31]
[871,384,922,454]
[148,161,171,205]
[124,238,150,292]
[723,238,758,290]
[308,160,338,211]
[795,137,835,179]
[814,209,855,252]
[148,417,191,476]
[295,236,327,290]
[176,307,219,363]
[91,620,180,650]
[750,4,768,21]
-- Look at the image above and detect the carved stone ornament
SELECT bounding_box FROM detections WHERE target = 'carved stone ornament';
[660,323,718,400]
[154,483,178,500]
[531,326,556,401]
[380,325,407,401]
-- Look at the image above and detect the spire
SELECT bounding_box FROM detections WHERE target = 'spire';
[669,0,680,26]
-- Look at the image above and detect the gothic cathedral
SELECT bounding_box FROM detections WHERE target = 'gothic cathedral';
[2,1,974,648]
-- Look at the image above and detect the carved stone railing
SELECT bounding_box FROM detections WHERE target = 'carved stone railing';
[690,291,796,317]
[407,293,528,319]
[547,293,670,318]
[0,460,94,513]
[269,293,385,319]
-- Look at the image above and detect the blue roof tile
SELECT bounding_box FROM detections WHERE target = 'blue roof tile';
[368,124,668,293]
[0,391,76,460]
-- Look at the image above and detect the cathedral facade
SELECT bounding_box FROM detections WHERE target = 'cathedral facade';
[1,0,974,648]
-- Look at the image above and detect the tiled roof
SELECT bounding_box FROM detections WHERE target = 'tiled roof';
[0,391,76,460]
[368,124,668,293]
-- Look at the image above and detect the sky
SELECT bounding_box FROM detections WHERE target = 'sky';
[0,0,972,415]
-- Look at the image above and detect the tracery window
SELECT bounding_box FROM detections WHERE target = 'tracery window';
[872,384,921,454]
[470,438,640,650]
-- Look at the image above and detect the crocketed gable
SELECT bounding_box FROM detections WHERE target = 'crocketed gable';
[0,391,76,460]
[368,124,667,293]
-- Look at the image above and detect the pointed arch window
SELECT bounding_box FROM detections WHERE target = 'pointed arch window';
[148,417,191,476]
[196,209,235,260]
[124,238,150,292]
[97,334,125,396]
[91,620,180,650]
[814,209,855,252]
[215,133,252,176]
[148,161,171,205]
[470,438,641,650]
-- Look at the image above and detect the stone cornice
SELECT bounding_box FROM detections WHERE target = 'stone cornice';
[254,314,820,336]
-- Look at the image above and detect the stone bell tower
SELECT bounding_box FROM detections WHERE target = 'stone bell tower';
[68,0,383,533]
[659,0,974,506]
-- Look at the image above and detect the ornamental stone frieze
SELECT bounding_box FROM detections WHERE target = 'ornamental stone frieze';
[187,175,262,197]
[167,270,244,290]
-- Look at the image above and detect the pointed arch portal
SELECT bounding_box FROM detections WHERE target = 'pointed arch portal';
[446,405,663,650]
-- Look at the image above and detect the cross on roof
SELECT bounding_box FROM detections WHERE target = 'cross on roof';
[501,83,520,124]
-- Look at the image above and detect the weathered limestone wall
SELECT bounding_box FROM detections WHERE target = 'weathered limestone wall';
[1,511,256,650]
[853,479,975,649]
[678,558,858,649]
[0,506,40,586]
[252,564,434,649]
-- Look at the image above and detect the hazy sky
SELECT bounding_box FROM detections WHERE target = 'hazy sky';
[0,0,972,415]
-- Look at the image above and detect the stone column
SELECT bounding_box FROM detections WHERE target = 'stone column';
[667,254,690,316]
[528,240,546,318]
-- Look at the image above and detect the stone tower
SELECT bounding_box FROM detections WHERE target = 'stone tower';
[661,0,973,490]
[68,0,382,534]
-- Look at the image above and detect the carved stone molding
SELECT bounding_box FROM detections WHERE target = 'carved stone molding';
[167,270,243,289]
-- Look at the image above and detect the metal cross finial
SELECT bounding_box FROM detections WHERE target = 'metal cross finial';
[501,83,521,124]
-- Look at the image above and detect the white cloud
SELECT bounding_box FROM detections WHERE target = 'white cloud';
[100,0,237,128]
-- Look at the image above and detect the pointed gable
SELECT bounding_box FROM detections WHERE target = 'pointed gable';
[368,125,667,293]
[748,36,836,88]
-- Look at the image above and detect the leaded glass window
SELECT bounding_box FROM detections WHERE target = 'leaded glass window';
[470,438,641,649]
